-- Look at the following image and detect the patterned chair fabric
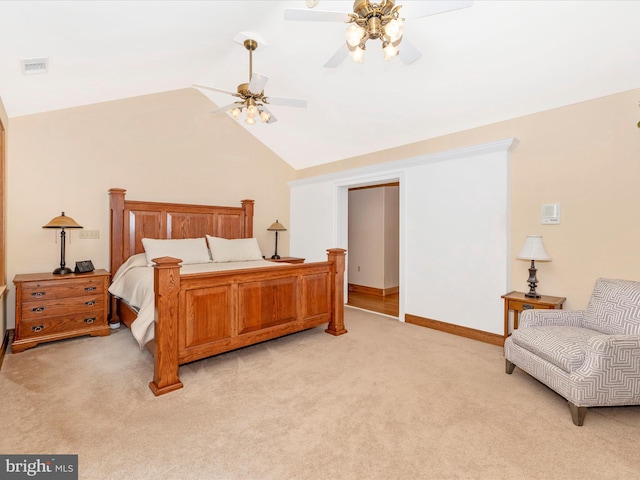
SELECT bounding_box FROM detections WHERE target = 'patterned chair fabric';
[504,278,640,426]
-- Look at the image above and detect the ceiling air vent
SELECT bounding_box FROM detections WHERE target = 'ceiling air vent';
[21,57,48,75]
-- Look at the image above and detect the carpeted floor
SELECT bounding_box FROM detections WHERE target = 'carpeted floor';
[1,307,639,479]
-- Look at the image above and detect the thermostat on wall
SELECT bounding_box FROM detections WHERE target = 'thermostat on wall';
[542,203,561,224]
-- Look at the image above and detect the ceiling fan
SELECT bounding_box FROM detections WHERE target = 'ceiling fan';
[193,39,307,125]
[284,0,473,67]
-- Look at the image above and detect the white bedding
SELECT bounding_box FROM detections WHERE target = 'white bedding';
[108,254,284,348]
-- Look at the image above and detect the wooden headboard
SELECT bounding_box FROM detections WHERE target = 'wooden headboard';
[109,188,254,277]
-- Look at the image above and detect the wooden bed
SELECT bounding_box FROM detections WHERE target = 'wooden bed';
[109,188,347,395]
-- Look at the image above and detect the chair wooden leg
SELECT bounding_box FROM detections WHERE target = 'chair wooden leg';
[568,402,587,426]
[505,359,516,374]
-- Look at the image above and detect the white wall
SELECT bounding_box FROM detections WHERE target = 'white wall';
[347,186,399,291]
[290,138,516,335]
[348,188,385,288]
[383,186,399,290]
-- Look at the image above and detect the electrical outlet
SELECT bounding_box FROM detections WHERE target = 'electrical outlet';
[357,266,360,272]
[80,230,100,240]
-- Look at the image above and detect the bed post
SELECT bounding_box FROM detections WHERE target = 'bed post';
[325,248,347,336]
[149,256,184,396]
[241,199,254,238]
[109,188,126,327]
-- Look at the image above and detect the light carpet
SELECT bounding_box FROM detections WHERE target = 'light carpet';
[1,307,639,479]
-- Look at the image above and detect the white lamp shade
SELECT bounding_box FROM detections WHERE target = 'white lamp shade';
[517,235,551,261]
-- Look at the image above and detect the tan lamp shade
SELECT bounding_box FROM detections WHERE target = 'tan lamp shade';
[267,220,287,232]
[43,212,83,229]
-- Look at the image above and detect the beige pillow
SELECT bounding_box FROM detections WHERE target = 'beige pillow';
[206,235,263,262]
[141,238,211,266]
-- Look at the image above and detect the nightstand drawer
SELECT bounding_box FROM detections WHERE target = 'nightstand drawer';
[507,299,555,312]
[21,278,105,300]
[21,294,105,320]
[19,312,105,340]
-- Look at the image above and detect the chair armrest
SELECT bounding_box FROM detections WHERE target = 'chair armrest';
[573,335,640,395]
[519,309,585,329]
[585,335,640,366]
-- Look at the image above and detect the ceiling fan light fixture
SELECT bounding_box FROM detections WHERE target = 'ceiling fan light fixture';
[197,36,306,124]
[342,0,405,64]
[259,110,271,123]
[350,43,366,63]
[385,18,404,42]
[382,41,399,61]
[346,24,365,47]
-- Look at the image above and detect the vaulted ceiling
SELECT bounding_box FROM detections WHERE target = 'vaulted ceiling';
[1,1,639,169]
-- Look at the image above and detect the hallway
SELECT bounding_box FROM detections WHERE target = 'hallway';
[347,291,399,317]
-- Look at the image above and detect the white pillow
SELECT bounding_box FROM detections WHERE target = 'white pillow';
[206,235,263,263]
[141,238,212,266]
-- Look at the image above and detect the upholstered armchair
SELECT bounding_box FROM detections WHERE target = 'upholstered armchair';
[504,278,640,426]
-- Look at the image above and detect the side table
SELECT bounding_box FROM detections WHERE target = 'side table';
[266,257,305,264]
[501,291,566,339]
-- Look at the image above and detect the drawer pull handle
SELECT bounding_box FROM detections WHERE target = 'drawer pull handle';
[31,306,46,313]
[31,325,45,332]
[84,287,96,292]
[523,304,534,310]
[84,317,96,324]
[85,301,96,307]
[30,291,46,298]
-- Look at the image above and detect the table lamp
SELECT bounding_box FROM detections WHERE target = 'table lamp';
[43,212,83,274]
[267,220,287,260]
[517,235,551,298]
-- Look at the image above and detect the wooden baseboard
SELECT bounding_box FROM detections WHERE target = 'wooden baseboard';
[348,284,399,297]
[0,328,13,371]
[405,314,504,346]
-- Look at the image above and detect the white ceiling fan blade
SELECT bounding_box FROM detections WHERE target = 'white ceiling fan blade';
[324,44,349,68]
[398,37,422,65]
[401,0,473,20]
[211,102,243,115]
[193,84,236,96]
[248,73,269,95]
[284,8,351,22]
[266,97,307,109]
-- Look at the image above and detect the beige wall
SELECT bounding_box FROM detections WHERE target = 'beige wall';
[4,86,640,330]
[5,88,296,328]
[297,88,640,310]
[0,97,7,340]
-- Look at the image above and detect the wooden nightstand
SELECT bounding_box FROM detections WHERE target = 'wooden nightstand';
[501,291,566,339]
[267,257,305,264]
[12,269,111,353]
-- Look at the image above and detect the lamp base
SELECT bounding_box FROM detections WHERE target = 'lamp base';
[53,267,73,275]
[524,261,541,298]
[271,254,281,260]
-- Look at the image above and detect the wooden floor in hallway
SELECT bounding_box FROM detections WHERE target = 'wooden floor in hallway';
[347,291,399,317]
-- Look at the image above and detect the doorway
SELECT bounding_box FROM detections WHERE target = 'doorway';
[346,182,399,317]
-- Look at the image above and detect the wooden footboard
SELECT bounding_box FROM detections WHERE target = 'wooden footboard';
[149,249,346,395]
[109,188,346,396]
